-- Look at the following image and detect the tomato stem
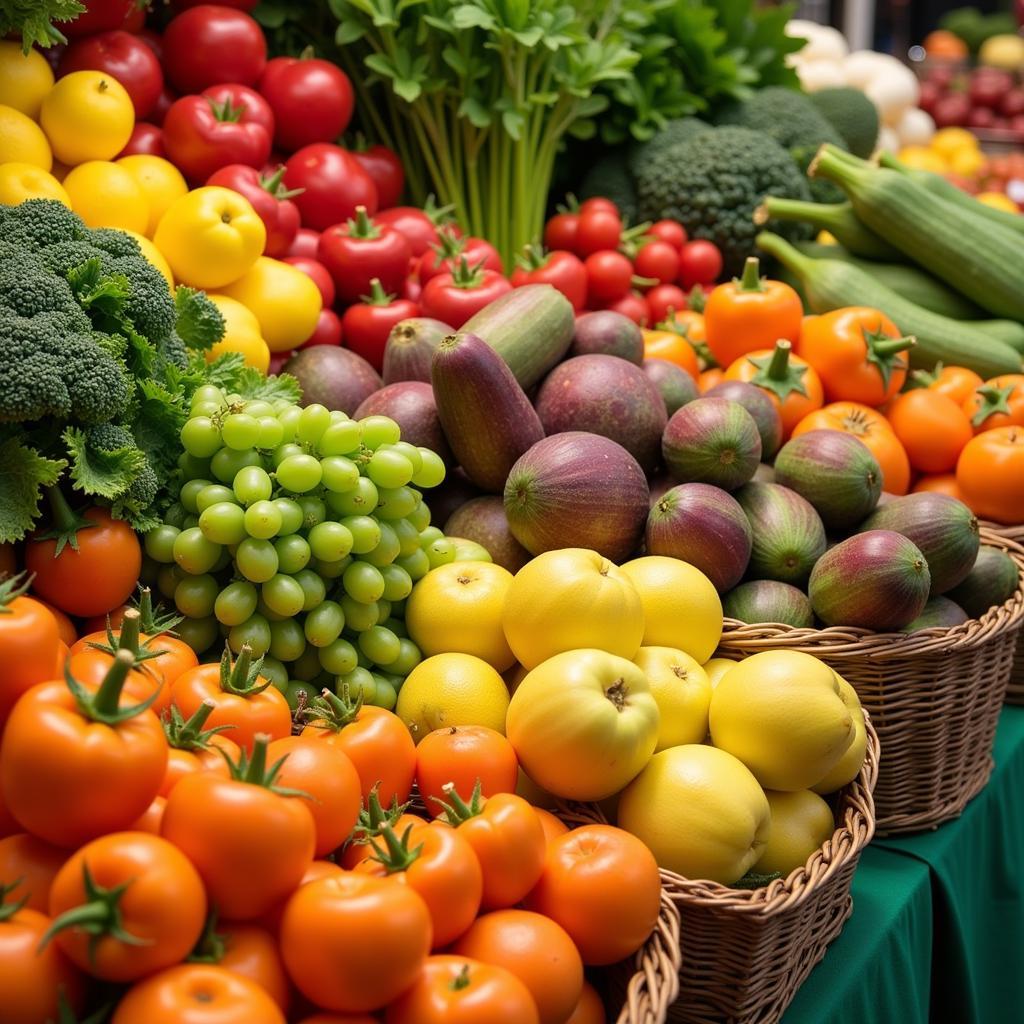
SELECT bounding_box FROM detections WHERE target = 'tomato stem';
[86,608,163,670]
[133,586,183,637]
[187,909,227,965]
[38,486,95,556]
[368,823,424,873]
[300,685,363,732]
[346,205,381,241]
[0,881,27,922]
[164,700,235,752]
[67,650,160,725]
[432,779,484,825]
[223,733,312,799]
[261,164,304,201]
[748,340,810,402]
[736,256,765,293]
[218,644,271,697]
[360,278,396,307]
[0,571,33,613]
[971,383,1015,427]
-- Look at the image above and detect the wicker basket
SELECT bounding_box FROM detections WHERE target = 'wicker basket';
[980,523,1024,705]
[717,528,1024,835]
[563,716,878,1024]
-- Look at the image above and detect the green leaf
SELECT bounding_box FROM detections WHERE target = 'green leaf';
[392,76,422,103]
[0,437,65,543]
[174,287,225,351]
[458,96,491,128]
[63,427,148,501]
[335,19,366,44]
[0,0,84,50]
[450,5,495,31]
[132,378,188,478]
[234,370,302,405]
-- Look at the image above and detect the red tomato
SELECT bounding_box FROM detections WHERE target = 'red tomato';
[118,122,165,158]
[318,207,411,305]
[607,290,649,324]
[679,239,723,288]
[509,248,586,311]
[352,144,404,210]
[283,143,378,231]
[298,308,343,349]
[584,250,633,305]
[258,57,354,154]
[281,255,336,307]
[574,208,622,256]
[174,0,259,8]
[151,84,177,126]
[62,0,134,37]
[341,281,419,372]
[375,206,442,257]
[579,198,618,215]
[544,212,579,253]
[645,282,688,324]
[161,6,267,94]
[207,163,300,256]
[59,30,163,119]
[634,239,681,285]
[285,227,320,259]
[418,228,503,284]
[420,262,512,328]
[648,219,688,249]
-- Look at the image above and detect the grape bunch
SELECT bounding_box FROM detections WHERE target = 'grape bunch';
[142,384,455,712]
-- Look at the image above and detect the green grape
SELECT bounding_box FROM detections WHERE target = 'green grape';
[362,522,400,567]
[395,547,430,581]
[256,595,287,623]
[340,594,380,631]
[212,447,262,484]
[340,516,380,555]
[285,680,319,711]
[228,613,272,656]
[375,486,417,520]
[328,410,350,424]
[411,448,446,489]
[379,563,413,602]
[320,456,360,493]
[318,419,362,456]
[255,416,284,450]
[297,403,331,445]
[366,448,414,489]
[173,527,222,574]
[195,484,235,513]
[272,442,304,468]
[304,600,345,647]
[406,499,431,532]
[376,671,405,691]
[163,502,188,529]
[369,674,397,711]
[297,497,327,530]
[181,416,222,458]
[259,655,289,690]
[181,515,199,531]
[274,534,311,574]
[177,615,219,654]
[273,498,304,536]
[292,645,324,681]
[358,624,400,666]
[391,441,423,475]
[319,638,358,675]
[244,500,283,540]
[338,666,376,702]
[174,574,219,618]
[269,618,306,662]
[276,454,322,493]
[343,561,385,604]
[308,521,354,562]
[383,616,408,639]
[233,466,273,505]
[235,537,279,583]
[426,538,456,569]
[293,568,327,611]
[375,599,392,623]
[262,574,306,617]
[189,400,221,419]
[179,478,212,515]
[386,637,422,677]
[277,405,301,443]
[144,524,179,563]
[198,502,247,546]
[393,518,421,557]
[212,547,233,573]
[311,557,349,580]
[178,452,213,481]
[191,384,223,408]
[221,413,260,451]
[243,400,275,418]
[360,415,401,449]
[157,564,185,600]
[214,580,258,626]
[418,526,444,547]
[326,476,378,517]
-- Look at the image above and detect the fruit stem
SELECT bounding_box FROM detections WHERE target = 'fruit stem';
[737,256,764,293]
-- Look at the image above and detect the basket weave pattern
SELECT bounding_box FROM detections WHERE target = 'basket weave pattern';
[981,523,1024,704]
[717,529,1024,835]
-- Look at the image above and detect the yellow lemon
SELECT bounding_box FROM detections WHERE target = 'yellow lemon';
[406,561,516,671]
[812,676,868,794]
[396,652,510,743]
[702,657,736,688]
[40,70,134,165]
[63,160,149,232]
[897,145,947,174]
[931,126,979,159]
[620,556,723,663]
[0,162,68,206]
[121,230,174,290]
[948,147,986,177]
[116,154,188,237]
[0,103,51,169]
[0,42,54,119]
[618,744,771,883]
[709,650,855,792]
[502,548,644,669]
[756,790,835,876]
[976,191,1019,214]
[633,646,711,751]
[206,294,269,373]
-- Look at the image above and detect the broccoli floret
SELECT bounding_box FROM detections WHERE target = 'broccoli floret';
[89,227,143,259]
[87,422,135,451]
[0,270,84,324]
[628,117,712,178]
[39,240,106,277]
[115,461,159,514]
[0,332,67,421]
[111,255,176,341]
[810,88,880,160]
[634,126,813,277]
[156,330,189,371]
[175,287,225,351]
[0,199,85,248]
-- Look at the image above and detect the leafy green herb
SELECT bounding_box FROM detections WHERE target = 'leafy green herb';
[0,0,84,50]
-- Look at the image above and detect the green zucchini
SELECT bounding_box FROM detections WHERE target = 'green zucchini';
[756,197,903,261]
[974,318,1024,353]
[811,145,1024,321]
[756,231,1023,378]
[793,241,985,320]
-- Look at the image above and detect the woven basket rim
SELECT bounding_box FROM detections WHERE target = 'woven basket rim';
[980,519,1024,542]
[719,529,1024,658]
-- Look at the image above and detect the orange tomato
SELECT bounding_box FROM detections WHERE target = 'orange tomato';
[385,955,540,1024]
[258,858,346,935]
[0,833,67,913]
[524,824,661,966]
[956,426,1024,524]
[111,964,286,1024]
[913,473,964,500]
[0,575,61,723]
[567,982,607,1024]
[661,309,706,345]
[0,782,20,840]
[131,795,167,834]
[642,329,699,379]
[453,910,584,1024]
[724,340,825,437]
[924,29,968,59]
[792,402,912,495]
[340,799,425,870]
[48,832,207,982]
[159,701,241,798]
[208,923,291,1013]
[67,645,168,713]
[886,389,973,474]
[912,364,983,405]
[30,597,77,647]
[416,725,519,820]
[280,872,432,1013]
[963,374,1024,432]
[298,1016,378,1024]
[54,640,68,676]
[698,367,725,393]
[534,807,570,847]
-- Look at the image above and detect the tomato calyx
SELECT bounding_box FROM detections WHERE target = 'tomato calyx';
[66,649,161,725]
[736,256,766,293]
[747,340,809,402]
[359,277,397,307]
[222,733,311,799]
[515,243,551,272]
[350,785,412,845]
[346,205,382,241]
[206,95,247,124]
[217,643,272,698]
[908,362,945,391]
[367,822,425,874]
[862,329,916,390]
[971,382,1015,427]
[35,486,96,557]
[0,571,33,614]
[448,256,488,290]
[84,608,164,670]
[433,779,486,826]
[300,684,365,734]
[164,699,236,752]
[430,226,466,263]
[687,285,707,313]
[422,193,457,227]
[131,586,183,638]
[187,908,229,965]
[0,880,27,922]
[260,164,304,201]
[450,963,473,992]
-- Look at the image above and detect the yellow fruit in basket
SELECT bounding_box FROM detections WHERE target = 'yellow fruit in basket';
[396,652,510,742]
[703,657,736,688]
[40,70,133,165]
[755,789,835,876]
[63,160,149,232]
[618,744,770,883]
[0,41,54,119]
[0,162,68,206]
[506,649,659,801]
[948,147,986,178]
[976,191,1019,214]
[633,646,711,751]
[0,104,51,169]
[406,561,516,671]
[931,127,979,160]
[897,145,947,174]
[121,230,173,290]
[812,676,868,794]
[206,294,269,372]
[709,650,855,791]
[116,154,187,237]
[449,537,493,563]
[502,548,644,670]
[620,556,723,663]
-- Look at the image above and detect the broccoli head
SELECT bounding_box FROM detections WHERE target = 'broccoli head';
[0,269,87,328]
[634,126,813,276]
[88,227,143,259]
[628,117,712,178]
[0,199,86,248]
[810,88,880,160]
[111,255,176,342]
[38,239,106,277]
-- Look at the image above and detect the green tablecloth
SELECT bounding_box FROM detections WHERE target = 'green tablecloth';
[783,706,1024,1024]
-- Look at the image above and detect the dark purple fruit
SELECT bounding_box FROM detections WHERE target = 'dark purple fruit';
[643,358,699,416]
[535,355,668,473]
[571,310,644,363]
[947,546,1021,618]
[809,530,930,629]
[646,483,751,592]
[444,496,531,573]
[774,429,882,531]
[284,346,382,415]
[355,381,451,464]
[705,379,783,459]
[722,580,814,628]
[661,397,762,491]
[900,596,969,633]
[735,482,827,586]
[382,317,453,384]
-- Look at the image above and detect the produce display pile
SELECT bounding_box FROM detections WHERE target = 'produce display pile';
[0,1,1023,1023]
